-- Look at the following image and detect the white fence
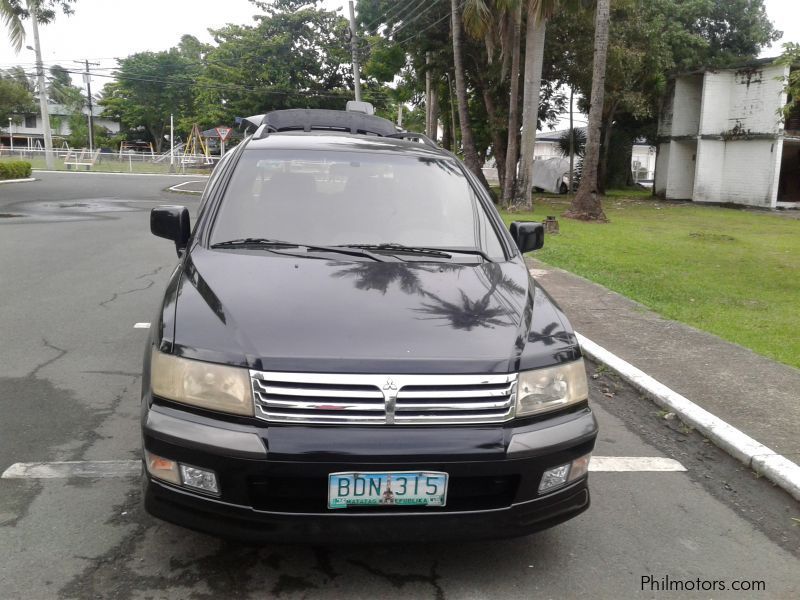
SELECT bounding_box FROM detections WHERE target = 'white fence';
[0,147,220,173]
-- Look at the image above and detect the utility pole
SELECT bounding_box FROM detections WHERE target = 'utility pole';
[348,0,362,102]
[29,6,54,169]
[75,60,100,152]
[8,118,12,153]
[568,88,574,194]
[425,52,432,136]
[169,113,174,171]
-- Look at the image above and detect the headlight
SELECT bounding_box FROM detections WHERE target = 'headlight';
[516,359,588,417]
[150,351,253,416]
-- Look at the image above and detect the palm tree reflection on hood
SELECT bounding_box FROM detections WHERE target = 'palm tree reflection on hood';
[415,289,509,330]
[331,261,525,332]
[415,263,525,331]
[331,263,437,295]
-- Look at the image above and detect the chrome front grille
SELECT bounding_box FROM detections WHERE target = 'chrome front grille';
[250,371,517,425]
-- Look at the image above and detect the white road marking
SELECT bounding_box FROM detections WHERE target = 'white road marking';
[589,456,686,472]
[168,180,205,194]
[134,322,151,329]
[2,461,139,479]
[1,456,686,480]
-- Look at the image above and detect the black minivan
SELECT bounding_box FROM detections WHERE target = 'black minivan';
[142,108,597,543]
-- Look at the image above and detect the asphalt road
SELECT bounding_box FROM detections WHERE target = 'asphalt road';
[0,172,797,599]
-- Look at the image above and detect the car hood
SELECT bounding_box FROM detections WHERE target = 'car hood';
[168,247,579,374]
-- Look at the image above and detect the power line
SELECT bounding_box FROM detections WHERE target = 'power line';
[362,0,428,32]
[361,0,446,52]
[361,1,458,54]
[19,67,361,101]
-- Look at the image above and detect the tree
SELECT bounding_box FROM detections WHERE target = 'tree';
[48,64,83,107]
[546,0,778,194]
[0,72,34,123]
[100,49,198,152]
[776,42,800,123]
[501,2,522,206]
[1,1,76,167]
[565,0,609,221]
[450,0,488,184]
[557,126,585,158]
[515,0,569,208]
[192,1,355,127]
[0,1,75,51]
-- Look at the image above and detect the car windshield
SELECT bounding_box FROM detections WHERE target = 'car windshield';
[209,148,506,260]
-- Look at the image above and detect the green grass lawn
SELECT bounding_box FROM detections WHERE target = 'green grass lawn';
[499,195,800,369]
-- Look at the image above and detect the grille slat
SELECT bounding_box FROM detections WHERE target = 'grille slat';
[394,399,512,411]
[261,398,386,411]
[251,371,517,425]
[397,385,514,399]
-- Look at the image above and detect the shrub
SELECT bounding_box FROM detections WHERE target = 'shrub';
[0,160,33,180]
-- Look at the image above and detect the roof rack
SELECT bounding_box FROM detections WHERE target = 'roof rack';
[386,131,439,149]
[247,109,398,138]
[242,109,439,149]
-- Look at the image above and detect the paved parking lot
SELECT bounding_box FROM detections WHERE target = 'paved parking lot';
[0,172,797,599]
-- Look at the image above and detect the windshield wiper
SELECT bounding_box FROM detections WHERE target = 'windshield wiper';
[211,238,387,262]
[211,238,299,249]
[341,243,492,262]
[302,244,388,262]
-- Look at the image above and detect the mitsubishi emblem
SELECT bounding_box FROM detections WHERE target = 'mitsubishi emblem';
[382,377,398,424]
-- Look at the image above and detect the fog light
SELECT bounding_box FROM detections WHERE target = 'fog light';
[144,451,180,485]
[179,464,219,495]
[539,464,570,493]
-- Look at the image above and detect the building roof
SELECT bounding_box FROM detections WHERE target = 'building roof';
[48,104,106,118]
[538,126,651,146]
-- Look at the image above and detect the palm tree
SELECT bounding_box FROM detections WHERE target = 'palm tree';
[515,0,564,208]
[565,0,609,221]
[462,0,520,202]
[0,0,55,169]
[0,1,24,51]
[501,2,522,207]
[450,0,488,186]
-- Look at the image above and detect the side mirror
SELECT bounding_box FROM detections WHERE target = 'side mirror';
[509,221,545,253]
[151,206,190,256]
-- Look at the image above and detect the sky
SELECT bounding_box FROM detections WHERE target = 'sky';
[0,0,797,98]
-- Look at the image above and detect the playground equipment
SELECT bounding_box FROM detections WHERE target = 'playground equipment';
[181,124,213,165]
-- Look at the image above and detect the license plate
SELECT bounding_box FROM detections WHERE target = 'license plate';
[327,471,448,509]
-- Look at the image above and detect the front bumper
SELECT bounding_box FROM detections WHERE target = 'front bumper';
[142,401,598,544]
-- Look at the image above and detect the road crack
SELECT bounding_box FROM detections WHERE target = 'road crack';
[28,338,68,379]
[99,267,164,308]
[348,559,445,599]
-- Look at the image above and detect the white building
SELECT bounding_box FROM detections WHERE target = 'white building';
[655,59,799,208]
[2,104,120,149]
[482,128,657,187]
[535,128,657,183]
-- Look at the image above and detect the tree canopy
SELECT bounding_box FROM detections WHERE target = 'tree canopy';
[0,69,34,123]
[85,0,779,184]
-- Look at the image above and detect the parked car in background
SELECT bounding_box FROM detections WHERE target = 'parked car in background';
[533,157,572,194]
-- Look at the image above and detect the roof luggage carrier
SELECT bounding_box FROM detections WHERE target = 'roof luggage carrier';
[243,109,439,149]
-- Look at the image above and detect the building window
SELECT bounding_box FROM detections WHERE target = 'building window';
[24,115,37,129]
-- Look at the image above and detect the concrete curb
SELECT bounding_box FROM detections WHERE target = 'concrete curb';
[0,177,36,185]
[576,332,800,502]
